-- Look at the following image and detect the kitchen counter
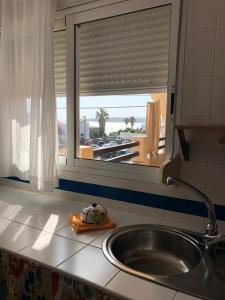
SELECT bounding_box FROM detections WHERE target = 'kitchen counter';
[0,185,216,300]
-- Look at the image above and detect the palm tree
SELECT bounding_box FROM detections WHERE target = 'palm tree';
[124,117,129,128]
[96,108,109,137]
[129,116,136,129]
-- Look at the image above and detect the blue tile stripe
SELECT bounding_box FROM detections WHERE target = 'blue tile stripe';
[7,176,30,184]
[58,179,225,221]
[5,177,225,221]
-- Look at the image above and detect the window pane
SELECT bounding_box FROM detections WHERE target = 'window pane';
[78,93,167,167]
[54,30,67,157]
[57,97,67,156]
[76,6,171,167]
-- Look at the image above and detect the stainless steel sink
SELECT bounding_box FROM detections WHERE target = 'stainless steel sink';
[103,225,202,278]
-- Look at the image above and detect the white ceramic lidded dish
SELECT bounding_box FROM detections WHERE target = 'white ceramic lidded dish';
[80,203,108,224]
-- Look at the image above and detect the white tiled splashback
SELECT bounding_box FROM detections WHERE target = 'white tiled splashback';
[178,0,225,206]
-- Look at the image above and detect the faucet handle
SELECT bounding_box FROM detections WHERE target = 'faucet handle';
[166,177,175,185]
[203,233,225,246]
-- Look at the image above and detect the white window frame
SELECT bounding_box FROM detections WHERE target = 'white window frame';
[60,0,181,186]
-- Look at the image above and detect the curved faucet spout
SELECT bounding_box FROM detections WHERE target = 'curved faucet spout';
[166,177,219,241]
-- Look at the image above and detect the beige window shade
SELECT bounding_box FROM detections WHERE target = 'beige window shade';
[54,30,66,96]
[78,5,171,94]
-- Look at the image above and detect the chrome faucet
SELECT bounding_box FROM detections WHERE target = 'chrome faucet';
[166,177,225,246]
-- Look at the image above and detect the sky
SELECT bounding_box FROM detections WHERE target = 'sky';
[57,94,152,122]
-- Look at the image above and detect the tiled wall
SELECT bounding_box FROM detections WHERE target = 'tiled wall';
[178,0,225,207]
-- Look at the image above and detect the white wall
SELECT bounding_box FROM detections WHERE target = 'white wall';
[178,0,225,206]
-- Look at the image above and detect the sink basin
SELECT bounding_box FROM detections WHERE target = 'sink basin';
[103,225,202,278]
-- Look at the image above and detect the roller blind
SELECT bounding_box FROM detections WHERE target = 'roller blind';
[78,5,171,94]
[54,30,66,96]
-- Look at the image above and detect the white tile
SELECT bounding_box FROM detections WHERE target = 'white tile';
[120,213,162,227]
[0,222,42,252]
[181,130,209,163]
[206,163,225,205]
[19,234,85,267]
[28,193,70,207]
[56,224,107,244]
[90,229,116,248]
[184,32,215,77]
[0,203,24,219]
[217,0,225,29]
[130,204,165,219]
[27,205,64,216]
[182,77,212,121]
[211,76,225,120]
[174,292,203,300]
[7,207,42,224]
[106,207,129,222]
[0,186,40,206]
[208,128,225,164]
[161,219,204,234]
[99,197,131,213]
[217,220,225,234]
[186,0,217,33]
[40,195,88,213]
[0,200,9,208]
[24,212,68,233]
[0,218,19,234]
[52,188,92,204]
[58,245,118,286]
[214,29,225,76]
[106,272,176,300]
[180,161,207,193]
[55,200,87,215]
[163,210,205,231]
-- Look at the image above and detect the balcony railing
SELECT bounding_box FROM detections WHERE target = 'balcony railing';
[93,141,140,162]
[105,151,139,162]
[79,137,165,165]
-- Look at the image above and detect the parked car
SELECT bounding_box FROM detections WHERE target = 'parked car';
[117,149,131,156]
[92,144,99,149]
[100,152,116,159]
[98,141,105,147]
[109,141,117,146]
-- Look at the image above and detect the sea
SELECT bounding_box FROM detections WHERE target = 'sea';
[88,121,145,135]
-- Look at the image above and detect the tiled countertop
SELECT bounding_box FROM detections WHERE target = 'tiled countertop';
[0,185,214,300]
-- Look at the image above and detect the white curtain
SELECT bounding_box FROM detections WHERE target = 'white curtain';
[0,0,58,191]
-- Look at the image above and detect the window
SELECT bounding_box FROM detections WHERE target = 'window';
[79,93,167,167]
[65,0,180,180]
